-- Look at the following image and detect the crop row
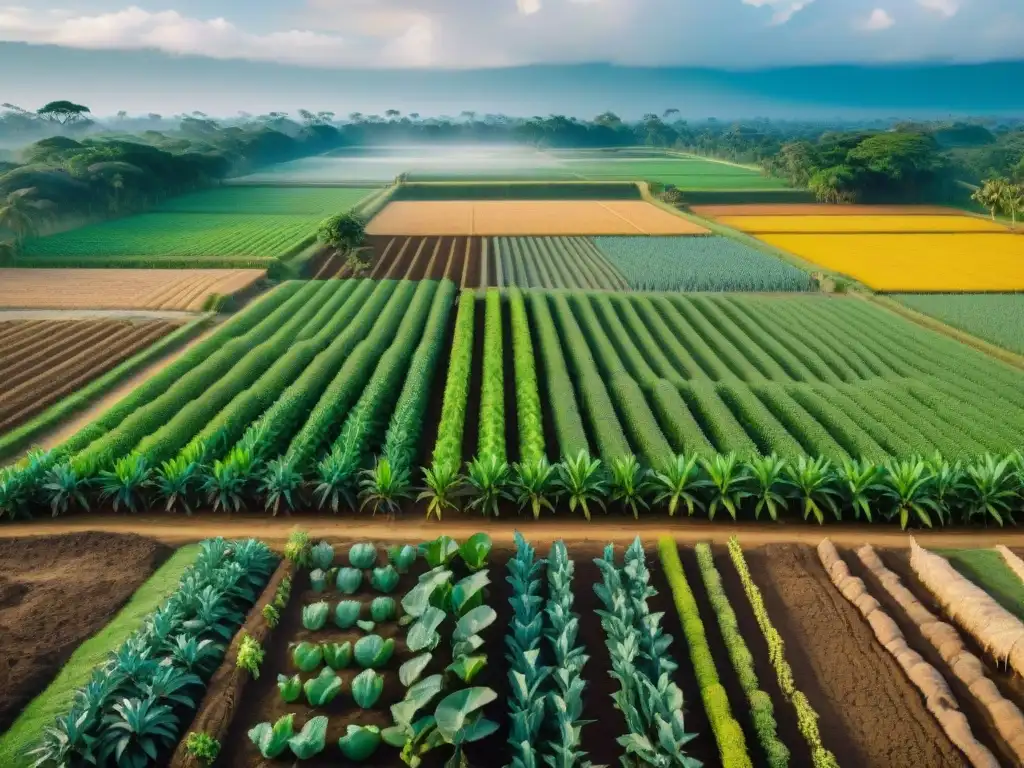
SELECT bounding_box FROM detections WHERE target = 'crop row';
[492,237,629,290]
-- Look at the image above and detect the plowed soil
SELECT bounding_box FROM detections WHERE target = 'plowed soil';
[743,543,966,768]
[0,318,181,432]
[0,532,171,732]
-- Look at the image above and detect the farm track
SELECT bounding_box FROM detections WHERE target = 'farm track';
[0,319,181,433]
[745,544,966,768]
[0,532,171,733]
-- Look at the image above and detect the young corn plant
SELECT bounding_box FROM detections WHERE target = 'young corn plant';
[42,463,89,517]
[259,457,304,516]
[880,458,938,530]
[511,456,559,520]
[746,454,787,521]
[418,462,465,521]
[650,454,706,517]
[202,458,247,514]
[313,452,356,513]
[466,454,511,518]
[359,458,412,518]
[924,453,965,526]
[98,453,151,513]
[963,453,1017,527]
[701,453,748,521]
[556,451,607,522]
[783,456,840,525]
[610,455,650,519]
[836,457,883,523]
[151,456,199,515]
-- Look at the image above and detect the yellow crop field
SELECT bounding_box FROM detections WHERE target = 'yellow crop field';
[366,201,709,235]
[719,214,1006,234]
[759,233,1024,291]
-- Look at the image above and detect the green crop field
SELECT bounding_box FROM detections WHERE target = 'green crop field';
[893,293,1024,355]
[156,186,375,215]
[392,182,642,200]
[4,279,1023,529]
[594,236,813,291]
[492,237,629,290]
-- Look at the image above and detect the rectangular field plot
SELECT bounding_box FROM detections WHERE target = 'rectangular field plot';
[759,233,1024,291]
[366,201,710,235]
[20,212,322,265]
[893,293,1024,354]
[492,237,628,289]
[692,204,965,217]
[593,236,812,291]
[155,186,375,215]
[0,317,182,432]
[718,214,1006,234]
[0,268,265,311]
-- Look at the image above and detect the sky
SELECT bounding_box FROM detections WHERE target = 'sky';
[1,0,1022,116]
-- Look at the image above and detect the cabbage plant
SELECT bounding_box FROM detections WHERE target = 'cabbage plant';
[249,714,294,759]
[302,601,329,631]
[371,596,397,623]
[352,668,385,709]
[334,600,362,628]
[277,673,301,703]
[309,568,327,593]
[291,641,322,672]
[371,565,400,594]
[289,716,328,759]
[388,544,418,574]
[458,533,492,571]
[323,641,352,670]
[349,542,377,569]
[338,724,382,762]
[336,567,363,594]
[354,635,395,669]
[310,541,334,570]
[304,667,343,707]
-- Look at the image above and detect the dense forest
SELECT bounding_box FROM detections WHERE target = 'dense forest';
[2,100,1023,254]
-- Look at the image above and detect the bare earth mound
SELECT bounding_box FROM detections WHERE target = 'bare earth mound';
[0,532,171,732]
[744,543,966,768]
[0,268,265,311]
[366,201,709,236]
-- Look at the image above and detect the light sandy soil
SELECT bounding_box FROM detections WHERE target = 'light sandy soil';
[1,515,1022,548]
[0,309,198,321]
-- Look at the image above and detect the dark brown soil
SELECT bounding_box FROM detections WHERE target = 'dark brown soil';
[461,238,483,289]
[711,546,813,767]
[0,532,171,732]
[744,543,966,768]
[645,545,723,768]
[840,547,1015,766]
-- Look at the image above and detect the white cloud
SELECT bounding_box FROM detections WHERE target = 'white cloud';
[917,0,958,17]
[861,8,895,30]
[0,1,1020,70]
[741,0,815,25]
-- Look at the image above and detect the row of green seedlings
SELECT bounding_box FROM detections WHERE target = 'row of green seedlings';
[32,539,277,768]
[727,537,838,768]
[593,538,700,767]
[507,532,592,767]
[246,537,417,762]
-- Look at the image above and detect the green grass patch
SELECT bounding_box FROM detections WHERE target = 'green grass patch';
[392,181,642,200]
[0,315,214,463]
[156,186,376,215]
[892,294,1024,355]
[935,548,1024,622]
[0,544,202,767]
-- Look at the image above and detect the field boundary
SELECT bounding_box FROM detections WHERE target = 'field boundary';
[860,293,1024,372]
[0,314,216,463]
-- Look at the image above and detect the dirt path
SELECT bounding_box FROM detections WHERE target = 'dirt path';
[0,309,200,321]
[2,515,1023,548]
[16,318,224,454]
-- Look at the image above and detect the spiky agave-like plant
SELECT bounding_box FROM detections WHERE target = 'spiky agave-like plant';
[98,453,151,513]
[650,453,706,518]
[510,456,559,520]
[609,455,650,520]
[701,452,749,521]
[359,457,412,518]
[313,451,356,513]
[745,453,787,521]
[963,453,1017,527]
[783,455,840,525]
[417,461,465,521]
[42,463,90,517]
[879,457,937,530]
[466,454,511,518]
[151,456,199,515]
[836,457,883,523]
[259,457,304,516]
[556,451,607,522]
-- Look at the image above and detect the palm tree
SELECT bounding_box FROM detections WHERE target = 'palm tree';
[0,190,49,245]
[972,178,1006,221]
[108,173,125,214]
[1000,183,1024,230]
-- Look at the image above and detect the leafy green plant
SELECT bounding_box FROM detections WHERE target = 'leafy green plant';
[284,528,311,568]
[302,601,330,631]
[784,456,840,525]
[557,451,607,522]
[389,544,418,573]
[466,455,511,518]
[236,633,264,678]
[98,453,151,513]
[357,619,377,633]
[434,687,500,766]
[338,724,383,762]
[313,452,355,513]
[152,456,197,515]
[355,634,396,669]
[418,462,465,522]
[336,567,363,594]
[310,541,334,570]
[400,653,433,687]
[185,731,220,764]
[651,454,705,517]
[610,454,650,519]
[323,641,353,670]
[97,698,179,768]
[304,667,343,708]
[837,457,883,522]
[372,596,397,623]
[353,668,385,709]
[259,457,303,516]
[963,453,1017,526]
[747,454,788,521]
[310,568,327,593]
[262,603,280,628]
[349,542,378,569]
[249,714,294,759]
[452,571,490,617]
[422,536,459,568]
[382,675,446,767]
[289,715,328,759]
[447,655,487,684]
[511,457,559,520]
[880,458,938,530]
[459,533,492,572]
[201,453,250,513]
[702,453,748,521]
[408,607,446,653]
[43,463,90,517]
[360,458,412,518]
[292,641,323,672]
[372,565,400,593]
[277,673,302,703]
[335,600,362,629]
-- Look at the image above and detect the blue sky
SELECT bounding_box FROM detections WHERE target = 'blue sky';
[0,1,1022,116]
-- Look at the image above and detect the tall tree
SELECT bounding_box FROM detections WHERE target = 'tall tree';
[972,178,1006,220]
[36,100,91,125]
[1001,183,1024,229]
[0,190,51,243]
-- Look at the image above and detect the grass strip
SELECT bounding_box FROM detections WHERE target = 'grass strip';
[0,315,213,462]
[0,544,202,767]
[658,537,752,768]
[935,549,1024,622]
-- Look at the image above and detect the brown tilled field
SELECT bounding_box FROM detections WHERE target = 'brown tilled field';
[0,268,265,311]
[691,204,969,218]
[365,200,709,235]
[316,236,486,288]
[0,317,182,431]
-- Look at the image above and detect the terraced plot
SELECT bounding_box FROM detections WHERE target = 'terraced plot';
[0,317,183,432]
[0,268,265,311]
